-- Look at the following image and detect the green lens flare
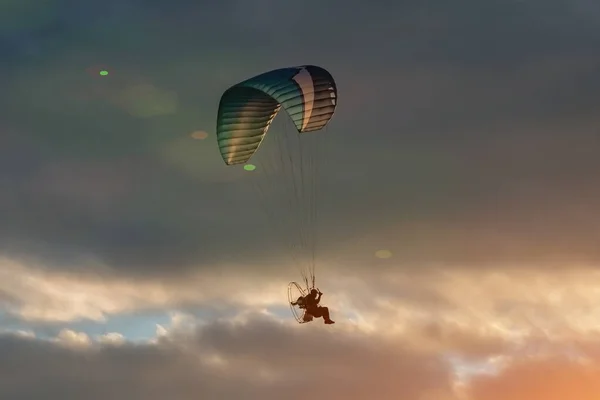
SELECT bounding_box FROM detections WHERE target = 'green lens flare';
[375,250,392,259]
[99,70,109,76]
[243,164,256,171]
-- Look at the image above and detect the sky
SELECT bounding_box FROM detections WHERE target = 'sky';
[1,0,600,399]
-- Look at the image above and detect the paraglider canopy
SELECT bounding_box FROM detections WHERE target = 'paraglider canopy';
[216,65,337,166]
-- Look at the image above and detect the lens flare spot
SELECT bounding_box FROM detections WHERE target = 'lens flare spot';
[190,130,209,140]
[244,164,256,171]
[86,65,112,79]
[375,250,392,259]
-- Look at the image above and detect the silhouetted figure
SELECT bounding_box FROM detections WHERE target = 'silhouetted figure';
[293,289,335,324]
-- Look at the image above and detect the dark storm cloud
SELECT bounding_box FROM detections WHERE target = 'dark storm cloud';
[0,315,455,400]
[1,0,599,276]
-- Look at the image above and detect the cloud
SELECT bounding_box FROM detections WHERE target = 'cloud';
[3,254,600,358]
[0,256,293,323]
[98,332,125,345]
[54,328,92,347]
[1,247,600,399]
[468,356,600,400]
[0,313,458,400]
